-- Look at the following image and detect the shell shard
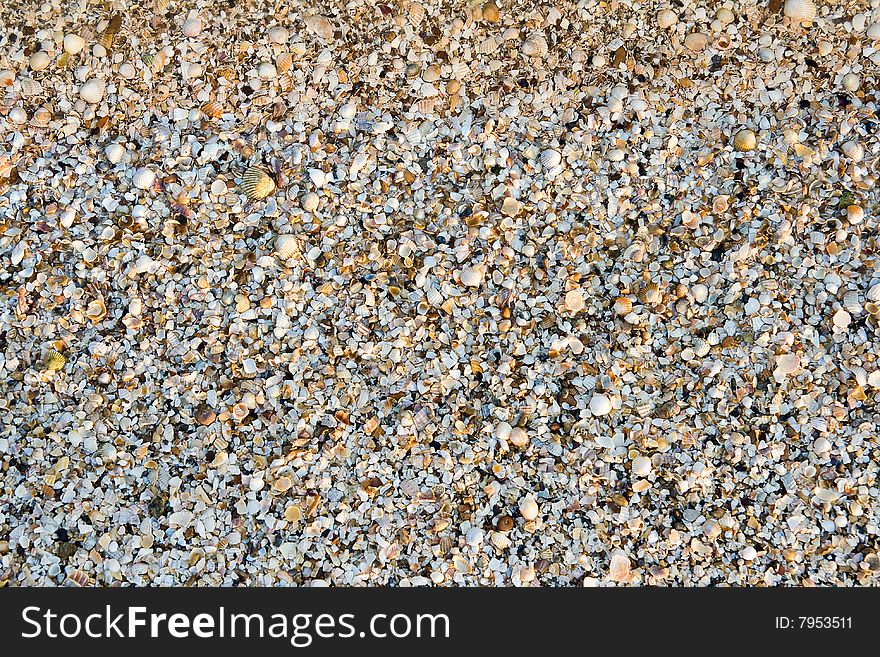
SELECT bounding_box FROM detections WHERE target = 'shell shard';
[239,166,276,200]
[98,13,122,49]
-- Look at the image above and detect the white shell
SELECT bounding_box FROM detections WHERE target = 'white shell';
[776,353,800,375]
[521,33,548,57]
[476,36,499,55]
[425,287,443,307]
[301,192,320,212]
[9,107,27,124]
[275,234,298,259]
[842,73,860,92]
[465,527,484,546]
[868,23,880,40]
[258,62,277,79]
[632,456,652,477]
[867,283,880,302]
[841,141,864,162]
[79,78,105,104]
[608,554,631,582]
[63,34,86,55]
[833,308,852,329]
[519,495,539,521]
[268,26,289,44]
[132,167,156,190]
[589,393,612,416]
[657,9,678,29]
[539,148,562,168]
[182,18,203,37]
[30,51,50,71]
[494,421,512,442]
[105,142,126,164]
[783,0,816,23]
[303,14,334,40]
[564,289,584,312]
[460,266,483,287]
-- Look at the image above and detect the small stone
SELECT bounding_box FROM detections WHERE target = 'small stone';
[496,515,514,532]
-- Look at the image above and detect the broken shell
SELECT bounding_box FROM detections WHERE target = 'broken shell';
[733,129,757,152]
[85,299,107,323]
[783,0,816,23]
[239,166,276,200]
[608,554,631,582]
[275,234,298,259]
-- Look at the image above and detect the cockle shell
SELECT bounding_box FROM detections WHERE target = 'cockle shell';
[732,129,757,152]
[657,9,678,28]
[45,349,66,371]
[843,291,862,315]
[465,527,484,546]
[275,234,298,259]
[63,34,86,55]
[783,0,816,23]
[29,51,50,71]
[460,266,483,287]
[608,554,631,582]
[539,148,562,168]
[521,33,548,57]
[509,426,529,447]
[239,166,276,200]
[182,18,203,37]
[564,289,585,312]
[613,297,633,315]
[201,100,223,119]
[868,23,880,40]
[301,192,320,212]
[268,26,289,44]
[426,288,443,306]
[684,32,708,52]
[79,78,105,104]
[105,142,126,164]
[132,166,156,190]
[841,141,864,162]
[276,52,293,74]
[776,353,800,375]
[589,393,612,416]
[97,14,122,49]
[476,36,499,55]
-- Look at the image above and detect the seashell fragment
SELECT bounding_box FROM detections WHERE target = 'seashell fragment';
[239,166,276,200]
[508,426,529,448]
[841,141,864,162]
[783,0,816,23]
[85,299,107,324]
[501,196,521,216]
[98,14,122,50]
[301,192,320,212]
[304,14,335,40]
[833,308,851,330]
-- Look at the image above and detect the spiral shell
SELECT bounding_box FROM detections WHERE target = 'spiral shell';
[239,166,276,200]
[783,0,816,23]
[45,349,66,371]
[275,234,298,259]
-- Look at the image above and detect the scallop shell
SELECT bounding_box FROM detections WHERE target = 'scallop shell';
[239,166,276,200]
[841,141,864,162]
[79,78,105,103]
[105,142,126,164]
[132,166,156,190]
[539,148,562,168]
[783,0,816,23]
[476,36,499,55]
[465,527,484,546]
[521,33,549,57]
[275,234,298,259]
[732,129,757,152]
[45,349,66,371]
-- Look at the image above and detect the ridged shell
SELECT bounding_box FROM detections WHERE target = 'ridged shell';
[275,234,298,259]
[841,141,864,162]
[66,569,90,587]
[476,36,499,55]
[303,14,334,40]
[408,2,426,26]
[105,142,126,164]
[843,291,862,315]
[268,26,289,44]
[181,18,202,38]
[521,33,548,57]
[240,166,276,199]
[426,287,443,306]
[867,283,880,302]
[132,166,156,190]
[539,148,562,168]
[45,349,66,371]
[97,14,122,49]
[783,0,816,22]
[200,100,223,119]
[732,129,757,152]
[276,52,293,74]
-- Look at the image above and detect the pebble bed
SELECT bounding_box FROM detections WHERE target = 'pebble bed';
[2,0,880,586]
